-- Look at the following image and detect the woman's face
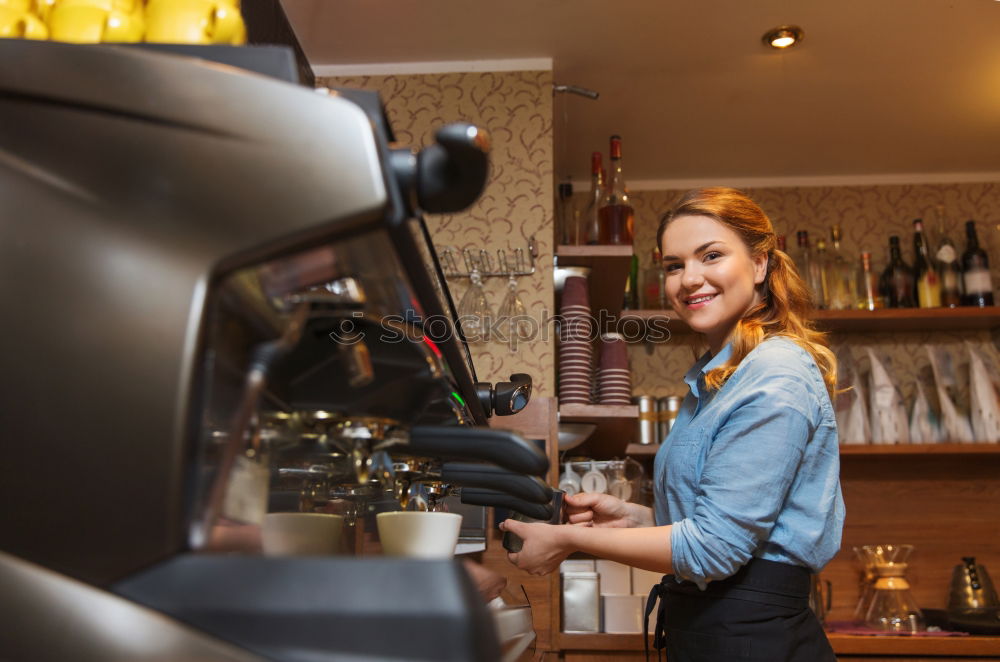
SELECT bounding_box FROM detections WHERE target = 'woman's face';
[660,214,768,354]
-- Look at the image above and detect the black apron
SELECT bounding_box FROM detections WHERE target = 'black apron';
[643,558,836,662]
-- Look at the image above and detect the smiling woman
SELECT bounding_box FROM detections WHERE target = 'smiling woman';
[500,187,845,662]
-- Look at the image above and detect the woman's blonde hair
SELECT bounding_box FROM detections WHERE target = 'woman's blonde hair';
[655,187,838,399]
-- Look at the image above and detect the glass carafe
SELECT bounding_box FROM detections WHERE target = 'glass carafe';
[853,546,877,621]
[861,544,925,632]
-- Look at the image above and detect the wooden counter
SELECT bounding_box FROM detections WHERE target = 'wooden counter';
[553,632,1000,660]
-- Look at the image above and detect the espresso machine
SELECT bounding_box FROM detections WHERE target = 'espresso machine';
[0,40,552,661]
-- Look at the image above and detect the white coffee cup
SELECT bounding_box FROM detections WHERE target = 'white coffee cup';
[376,511,462,559]
[261,512,344,556]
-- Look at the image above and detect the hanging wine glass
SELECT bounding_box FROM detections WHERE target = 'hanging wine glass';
[456,267,491,343]
[496,275,531,352]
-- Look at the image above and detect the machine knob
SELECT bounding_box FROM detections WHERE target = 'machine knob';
[415,123,490,213]
[475,373,532,417]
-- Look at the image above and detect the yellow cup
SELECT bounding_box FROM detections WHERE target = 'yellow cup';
[0,0,32,11]
[47,0,143,42]
[144,0,245,45]
[0,5,47,37]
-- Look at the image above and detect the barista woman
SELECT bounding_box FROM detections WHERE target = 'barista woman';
[501,187,844,661]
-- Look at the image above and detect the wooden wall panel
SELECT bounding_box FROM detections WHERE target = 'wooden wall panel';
[822,455,1000,621]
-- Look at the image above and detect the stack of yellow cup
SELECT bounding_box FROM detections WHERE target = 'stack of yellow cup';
[144,0,245,44]
[47,0,144,42]
[0,0,245,44]
[0,0,48,39]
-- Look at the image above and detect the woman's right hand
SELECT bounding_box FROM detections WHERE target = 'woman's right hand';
[563,492,653,528]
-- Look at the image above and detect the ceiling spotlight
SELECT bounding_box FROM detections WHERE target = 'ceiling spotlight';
[763,25,804,49]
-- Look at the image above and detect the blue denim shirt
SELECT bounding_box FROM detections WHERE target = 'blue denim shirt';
[654,337,845,589]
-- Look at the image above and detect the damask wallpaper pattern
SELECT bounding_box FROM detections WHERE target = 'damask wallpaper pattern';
[314,68,999,420]
[318,71,556,397]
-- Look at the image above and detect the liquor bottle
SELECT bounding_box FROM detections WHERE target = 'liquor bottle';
[879,236,916,308]
[912,219,941,308]
[622,254,639,310]
[598,135,634,245]
[856,252,885,311]
[557,182,575,245]
[642,249,667,309]
[825,225,857,310]
[962,220,995,306]
[815,239,831,309]
[777,235,787,252]
[792,230,826,308]
[584,152,604,245]
[934,208,963,307]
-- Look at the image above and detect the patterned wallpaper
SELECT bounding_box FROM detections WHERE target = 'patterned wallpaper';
[318,71,556,397]
[612,183,1000,418]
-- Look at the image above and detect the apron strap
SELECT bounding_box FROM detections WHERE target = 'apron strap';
[643,576,670,662]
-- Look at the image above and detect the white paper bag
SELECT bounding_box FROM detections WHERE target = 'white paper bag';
[866,348,909,444]
[926,346,974,443]
[909,381,941,444]
[967,342,1000,443]
[835,346,869,444]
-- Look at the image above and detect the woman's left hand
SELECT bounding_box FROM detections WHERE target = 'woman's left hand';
[499,519,571,575]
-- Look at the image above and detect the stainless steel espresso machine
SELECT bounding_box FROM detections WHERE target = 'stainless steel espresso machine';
[0,41,552,661]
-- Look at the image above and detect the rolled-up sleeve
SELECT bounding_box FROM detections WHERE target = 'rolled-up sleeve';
[670,360,816,587]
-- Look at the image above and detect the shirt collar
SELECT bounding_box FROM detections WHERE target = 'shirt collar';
[683,342,734,399]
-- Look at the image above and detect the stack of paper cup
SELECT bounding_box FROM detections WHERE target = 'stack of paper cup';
[559,275,594,404]
[597,333,632,404]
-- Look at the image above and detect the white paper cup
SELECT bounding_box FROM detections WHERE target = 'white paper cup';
[376,511,463,559]
[261,512,344,556]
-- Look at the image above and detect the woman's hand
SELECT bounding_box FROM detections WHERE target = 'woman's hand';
[564,492,654,528]
[461,559,507,602]
[499,520,571,575]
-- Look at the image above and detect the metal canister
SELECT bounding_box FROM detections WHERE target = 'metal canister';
[562,571,600,633]
[657,396,682,442]
[634,395,657,445]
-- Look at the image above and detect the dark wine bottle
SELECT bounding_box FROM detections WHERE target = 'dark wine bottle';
[598,135,634,246]
[879,236,916,308]
[961,220,994,307]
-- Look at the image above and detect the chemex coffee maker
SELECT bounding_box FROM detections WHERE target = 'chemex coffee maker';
[0,40,553,661]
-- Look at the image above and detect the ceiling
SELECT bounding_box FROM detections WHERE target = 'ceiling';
[280,0,1000,188]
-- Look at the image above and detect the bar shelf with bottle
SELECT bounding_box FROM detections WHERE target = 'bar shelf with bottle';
[619,306,1000,336]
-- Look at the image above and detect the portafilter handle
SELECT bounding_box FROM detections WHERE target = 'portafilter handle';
[407,425,548,477]
[440,462,553,505]
[459,488,553,521]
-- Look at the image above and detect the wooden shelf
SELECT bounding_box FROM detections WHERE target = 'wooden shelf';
[556,245,633,317]
[558,404,637,458]
[556,632,650,650]
[828,632,1000,656]
[556,244,633,263]
[813,306,1000,333]
[555,632,1000,656]
[619,306,1000,337]
[625,442,659,456]
[559,404,638,420]
[839,442,1000,455]
[624,443,1000,458]
[619,309,689,340]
